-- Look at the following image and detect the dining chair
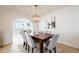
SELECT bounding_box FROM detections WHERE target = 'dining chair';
[44,34,59,53]
[25,33,39,53]
[20,30,28,50]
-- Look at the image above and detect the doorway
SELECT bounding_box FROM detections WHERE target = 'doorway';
[13,18,33,45]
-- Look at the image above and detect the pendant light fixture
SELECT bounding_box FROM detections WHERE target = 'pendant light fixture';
[33,5,40,22]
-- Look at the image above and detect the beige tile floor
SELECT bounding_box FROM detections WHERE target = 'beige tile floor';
[0,43,79,53]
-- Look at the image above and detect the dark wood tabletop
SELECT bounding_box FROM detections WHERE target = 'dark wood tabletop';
[31,33,53,53]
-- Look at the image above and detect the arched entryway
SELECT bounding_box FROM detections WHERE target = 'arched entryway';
[13,18,33,45]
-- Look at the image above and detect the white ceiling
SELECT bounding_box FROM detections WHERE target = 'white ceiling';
[0,5,70,16]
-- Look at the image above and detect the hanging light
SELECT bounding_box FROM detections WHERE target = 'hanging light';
[33,5,40,22]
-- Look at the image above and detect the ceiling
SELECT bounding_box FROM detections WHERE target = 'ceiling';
[0,5,70,16]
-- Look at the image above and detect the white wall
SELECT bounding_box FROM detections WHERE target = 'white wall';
[0,8,5,31]
[0,18,1,30]
[40,6,79,48]
[0,8,31,45]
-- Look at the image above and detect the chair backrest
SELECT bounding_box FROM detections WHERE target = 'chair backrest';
[25,33,35,48]
[48,34,59,50]
[20,30,27,43]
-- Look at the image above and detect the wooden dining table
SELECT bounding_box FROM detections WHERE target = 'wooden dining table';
[31,33,53,53]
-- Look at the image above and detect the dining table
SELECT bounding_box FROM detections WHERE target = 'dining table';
[31,33,53,53]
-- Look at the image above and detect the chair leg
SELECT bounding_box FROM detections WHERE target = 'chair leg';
[23,42,25,47]
[53,47,56,53]
[25,43,27,50]
[32,48,34,53]
[28,45,29,52]
[49,50,52,53]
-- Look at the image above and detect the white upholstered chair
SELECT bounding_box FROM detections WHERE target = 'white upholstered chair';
[44,34,59,53]
[20,30,28,50]
[25,33,39,53]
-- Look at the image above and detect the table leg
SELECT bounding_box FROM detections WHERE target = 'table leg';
[40,41,43,53]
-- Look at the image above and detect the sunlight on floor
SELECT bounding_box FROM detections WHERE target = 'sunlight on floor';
[13,33,23,45]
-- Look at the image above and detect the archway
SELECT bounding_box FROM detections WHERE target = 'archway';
[13,18,33,45]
